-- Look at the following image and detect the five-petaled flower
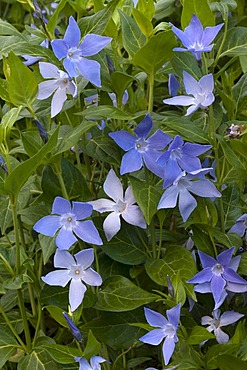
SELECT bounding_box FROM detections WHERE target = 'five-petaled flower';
[42,249,102,311]
[139,304,181,366]
[89,169,146,241]
[109,114,172,177]
[163,71,215,116]
[172,14,224,61]
[157,135,211,188]
[201,309,244,344]
[37,62,77,117]
[188,247,247,309]
[228,214,247,242]
[51,16,112,87]
[158,169,221,222]
[33,196,102,250]
[75,355,108,370]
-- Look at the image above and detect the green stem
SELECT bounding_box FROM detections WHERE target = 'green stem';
[157,218,164,259]
[148,71,154,114]
[52,162,69,199]
[17,289,32,352]
[214,16,228,68]
[0,305,27,350]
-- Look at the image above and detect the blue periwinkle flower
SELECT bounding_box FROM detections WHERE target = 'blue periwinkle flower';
[33,196,102,249]
[51,16,112,87]
[172,14,224,61]
[168,73,180,97]
[201,309,244,344]
[158,169,221,222]
[228,214,247,242]
[109,114,172,177]
[139,304,181,365]
[63,312,82,341]
[188,247,247,309]
[75,355,108,370]
[34,119,48,143]
[157,135,212,188]
[163,71,215,116]
[42,249,102,311]
[37,62,77,117]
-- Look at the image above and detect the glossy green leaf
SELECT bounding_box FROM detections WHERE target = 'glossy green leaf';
[191,224,215,256]
[81,135,121,164]
[94,275,158,312]
[18,349,60,370]
[218,27,247,58]
[1,106,22,142]
[83,330,101,360]
[3,274,33,289]
[0,78,10,102]
[232,74,247,117]
[137,0,155,22]
[217,135,246,171]
[41,344,81,364]
[206,344,239,369]
[187,326,215,344]
[46,0,68,38]
[181,0,215,28]
[171,53,202,79]
[78,105,133,120]
[217,354,247,370]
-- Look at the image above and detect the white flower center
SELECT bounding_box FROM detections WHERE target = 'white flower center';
[60,213,77,230]
[212,263,224,276]
[191,41,204,51]
[67,47,81,61]
[135,138,149,153]
[69,264,84,280]
[163,323,176,338]
[113,199,127,214]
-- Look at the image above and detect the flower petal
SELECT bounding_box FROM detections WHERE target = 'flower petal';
[82,268,102,286]
[220,311,244,326]
[76,57,101,87]
[69,279,86,311]
[109,130,136,151]
[166,304,181,327]
[120,149,143,175]
[74,220,103,245]
[103,212,121,241]
[198,251,216,268]
[214,328,229,344]
[217,247,235,267]
[178,187,197,221]
[162,336,175,365]
[39,62,60,78]
[187,267,213,284]
[54,249,75,268]
[211,275,226,304]
[134,114,152,139]
[163,95,195,106]
[75,357,91,370]
[64,16,81,48]
[148,130,172,150]
[71,202,93,220]
[104,169,123,202]
[223,268,247,284]
[42,270,71,287]
[52,197,71,215]
[90,356,108,368]
[56,227,78,250]
[33,215,60,236]
[188,179,221,198]
[37,80,57,100]
[144,307,168,328]
[51,87,67,117]
[158,186,179,210]
[139,328,165,345]
[201,23,224,47]
[51,39,68,60]
[122,205,146,229]
[183,71,200,96]
[74,248,94,269]
[80,34,112,56]
[89,198,115,213]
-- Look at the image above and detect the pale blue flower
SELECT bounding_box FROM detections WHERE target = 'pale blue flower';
[201,309,244,344]
[163,71,215,116]
[89,169,146,241]
[42,249,102,311]
[33,196,102,249]
[188,247,247,309]
[158,169,221,222]
[109,114,172,176]
[75,355,108,370]
[51,16,112,87]
[139,304,181,366]
[172,14,224,61]
[37,62,77,117]
[228,214,247,242]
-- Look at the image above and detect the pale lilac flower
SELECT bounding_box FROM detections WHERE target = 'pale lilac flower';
[157,135,211,188]
[163,71,215,116]
[33,196,102,250]
[75,355,108,370]
[228,214,247,242]
[89,169,146,241]
[37,62,77,117]
[42,249,102,311]
[172,14,224,61]
[109,114,172,176]
[63,312,82,341]
[188,247,247,309]
[51,16,112,87]
[139,304,181,366]
[201,309,244,344]
[158,169,221,222]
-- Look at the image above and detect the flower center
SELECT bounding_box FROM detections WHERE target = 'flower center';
[69,264,84,280]
[163,323,176,338]
[135,139,148,153]
[212,263,224,276]
[67,47,81,61]
[60,213,77,230]
[113,199,127,214]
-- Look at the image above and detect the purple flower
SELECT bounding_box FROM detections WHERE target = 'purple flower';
[34,119,48,143]
[201,309,244,344]
[89,169,146,241]
[139,304,181,366]
[42,249,102,311]
[172,14,224,61]
[33,196,102,249]
[63,312,82,341]
[37,62,77,117]
[157,135,211,188]
[168,73,180,97]
[51,16,112,87]
[228,214,247,242]
[75,355,108,370]
[158,169,221,222]
[188,247,247,309]
[109,114,172,176]
[163,71,215,116]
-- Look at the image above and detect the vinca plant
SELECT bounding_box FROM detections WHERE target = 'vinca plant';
[0,0,247,369]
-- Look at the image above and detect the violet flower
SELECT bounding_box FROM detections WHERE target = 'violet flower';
[228,214,247,242]
[163,71,215,116]
[63,312,82,341]
[139,304,181,366]
[89,169,146,241]
[42,249,102,312]
[33,196,102,250]
[37,62,77,117]
[172,14,224,61]
[75,355,108,370]
[168,73,180,97]
[188,247,247,309]
[51,16,112,87]
[201,309,244,344]
[109,114,172,177]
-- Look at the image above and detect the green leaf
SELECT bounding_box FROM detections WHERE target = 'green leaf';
[0,18,27,38]
[1,106,22,142]
[0,78,10,102]
[78,105,133,120]
[171,53,202,80]
[137,0,155,22]
[8,51,38,108]
[41,344,81,364]
[81,135,121,165]
[132,8,153,37]
[118,9,146,57]
[232,74,247,117]
[94,275,158,312]
[181,0,215,28]
[3,274,33,289]
[191,224,215,256]
[206,344,239,369]
[133,30,176,74]
[238,252,247,276]
[18,349,60,370]
[46,0,68,38]
[217,135,246,171]
[0,327,18,368]
[217,354,247,370]
[187,326,215,345]
[39,235,56,265]
[0,198,12,234]
[110,72,135,105]
[83,330,101,360]
[218,27,247,58]
[5,127,59,196]
[129,177,163,224]
[41,285,68,310]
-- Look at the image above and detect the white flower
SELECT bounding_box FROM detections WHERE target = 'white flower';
[89,169,146,241]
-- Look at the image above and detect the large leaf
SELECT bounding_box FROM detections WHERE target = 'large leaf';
[41,344,81,364]
[170,53,202,79]
[217,135,246,171]
[94,275,158,312]
[217,355,247,370]
[218,27,247,58]
[18,349,60,370]
[181,0,215,28]
[0,327,18,368]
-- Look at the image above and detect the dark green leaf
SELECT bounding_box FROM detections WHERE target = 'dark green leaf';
[187,326,215,344]
[218,27,247,58]
[217,354,247,370]
[41,344,81,364]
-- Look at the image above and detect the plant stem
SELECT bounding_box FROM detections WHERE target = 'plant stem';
[0,305,27,350]
[52,162,69,199]
[148,71,154,114]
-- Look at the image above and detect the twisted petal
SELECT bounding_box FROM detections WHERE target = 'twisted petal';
[42,270,71,287]
[33,215,60,236]
[52,197,71,215]
[211,275,226,304]
[90,356,108,368]
[163,95,195,106]
[104,169,123,202]
[75,248,94,269]
[134,114,152,139]
[162,336,175,365]
[56,227,78,250]
[220,311,244,326]
[74,220,103,245]
[54,249,75,268]
[80,34,112,56]
[122,205,146,229]
[37,80,58,100]
[64,16,81,48]
[75,357,91,370]
[185,103,200,116]
[120,149,143,174]
[103,212,121,241]
[187,267,213,284]
[214,328,229,344]
[139,328,165,345]
[178,188,197,221]
[82,268,102,286]
[72,202,93,220]
[109,130,136,151]
[69,279,86,311]
[144,307,168,328]
[51,87,67,117]
[76,58,101,87]
[89,198,115,213]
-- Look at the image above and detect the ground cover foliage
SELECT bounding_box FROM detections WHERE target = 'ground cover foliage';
[0,0,247,369]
